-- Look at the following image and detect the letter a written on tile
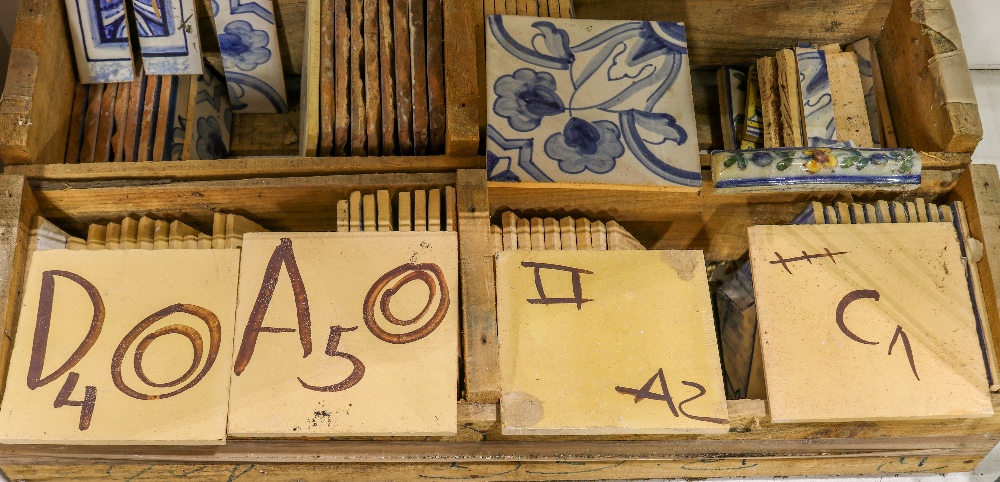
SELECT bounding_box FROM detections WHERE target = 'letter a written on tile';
[228,232,459,437]
[0,250,240,444]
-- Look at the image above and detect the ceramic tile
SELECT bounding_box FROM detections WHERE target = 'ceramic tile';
[846,39,883,147]
[63,0,136,83]
[190,62,233,160]
[796,47,844,147]
[496,250,728,435]
[748,223,993,422]
[169,75,194,160]
[0,250,240,444]
[711,148,921,192]
[134,0,204,75]
[228,232,459,436]
[210,0,288,113]
[717,66,746,151]
[741,64,762,149]
[486,16,701,188]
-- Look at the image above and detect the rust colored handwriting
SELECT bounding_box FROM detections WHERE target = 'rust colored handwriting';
[615,368,726,425]
[521,262,594,309]
[769,248,849,274]
[836,289,919,380]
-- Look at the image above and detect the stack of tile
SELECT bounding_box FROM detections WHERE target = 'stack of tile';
[335,187,458,232]
[64,71,196,163]
[717,197,1000,402]
[719,39,895,150]
[67,213,267,250]
[492,211,643,253]
[316,0,451,157]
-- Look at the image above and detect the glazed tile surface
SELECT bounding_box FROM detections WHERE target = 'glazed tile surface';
[486,16,701,188]
[209,0,288,113]
[796,47,841,147]
[849,38,883,148]
[190,63,233,160]
[712,148,921,192]
[63,0,136,83]
[134,0,204,75]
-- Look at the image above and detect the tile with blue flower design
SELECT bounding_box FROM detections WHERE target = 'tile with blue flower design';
[486,16,701,189]
[711,148,921,193]
[210,0,288,113]
[190,62,234,160]
[63,0,136,83]
[134,0,204,75]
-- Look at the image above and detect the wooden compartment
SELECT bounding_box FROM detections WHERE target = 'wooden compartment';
[0,0,480,178]
[1,167,1000,479]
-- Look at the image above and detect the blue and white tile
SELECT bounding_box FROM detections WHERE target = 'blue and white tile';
[63,0,136,83]
[190,62,233,160]
[719,66,746,150]
[711,148,921,192]
[485,16,701,189]
[170,75,194,160]
[133,0,204,75]
[209,0,288,113]
[795,46,845,148]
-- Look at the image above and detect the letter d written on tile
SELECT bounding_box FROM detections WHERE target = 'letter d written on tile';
[228,232,459,437]
[0,250,240,444]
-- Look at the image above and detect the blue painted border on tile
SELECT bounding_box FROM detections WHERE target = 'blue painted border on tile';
[75,0,130,62]
[950,203,995,387]
[136,0,192,58]
[715,174,921,189]
[486,125,552,182]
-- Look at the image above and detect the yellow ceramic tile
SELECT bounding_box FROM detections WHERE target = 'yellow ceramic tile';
[428,189,441,232]
[496,250,729,435]
[516,218,530,251]
[362,194,376,232]
[120,217,138,249]
[529,218,545,250]
[376,190,392,231]
[749,223,993,422]
[543,218,560,250]
[0,250,240,444]
[501,211,518,250]
[414,190,428,232]
[559,216,576,250]
[336,200,350,232]
[575,218,592,250]
[591,221,608,250]
[137,217,155,250]
[228,232,459,436]
[105,222,121,250]
[350,191,363,232]
[398,192,412,232]
[153,220,169,250]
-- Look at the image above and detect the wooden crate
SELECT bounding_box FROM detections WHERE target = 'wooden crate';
[1,167,1000,480]
[0,0,480,175]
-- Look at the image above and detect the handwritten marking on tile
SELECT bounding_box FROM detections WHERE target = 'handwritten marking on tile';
[837,289,919,380]
[769,248,849,274]
[614,368,727,424]
[522,261,593,309]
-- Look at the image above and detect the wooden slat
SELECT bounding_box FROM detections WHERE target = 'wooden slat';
[334,0,351,156]
[455,167,495,398]
[350,0,367,156]
[426,0,447,154]
[0,176,39,402]
[878,0,981,153]
[443,0,479,155]
[378,0,397,155]
[573,0,892,67]
[62,84,87,164]
[394,0,414,154]
[0,0,76,166]
[363,0,382,155]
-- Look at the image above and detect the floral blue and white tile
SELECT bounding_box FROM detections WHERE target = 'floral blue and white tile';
[63,0,136,83]
[190,62,234,160]
[210,0,288,113]
[133,0,204,75]
[485,15,701,189]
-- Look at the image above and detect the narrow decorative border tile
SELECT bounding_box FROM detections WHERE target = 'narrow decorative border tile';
[64,0,136,83]
[210,0,288,113]
[133,0,204,75]
[711,148,921,192]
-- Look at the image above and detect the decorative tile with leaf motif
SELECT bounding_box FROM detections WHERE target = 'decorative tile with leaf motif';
[485,16,701,189]
[133,0,204,75]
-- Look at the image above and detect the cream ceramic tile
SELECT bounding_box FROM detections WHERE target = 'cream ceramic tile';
[336,200,349,232]
[414,190,428,232]
[543,218,560,250]
[485,16,700,188]
[62,0,136,83]
[362,194,376,232]
[398,192,412,232]
[530,218,545,250]
[748,223,993,422]
[376,190,393,232]
[496,250,728,435]
[516,218,530,250]
[428,189,441,232]
[0,250,240,444]
[591,220,607,250]
[502,211,518,250]
[210,0,288,113]
[350,191,362,232]
[559,216,576,250]
[228,232,459,436]
[575,218,592,250]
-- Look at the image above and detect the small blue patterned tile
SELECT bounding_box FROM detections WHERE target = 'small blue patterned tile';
[209,0,288,113]
[190,62,234,160]
[133,0,204,75]
[63,0,136,83]
[485,16,701,189]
